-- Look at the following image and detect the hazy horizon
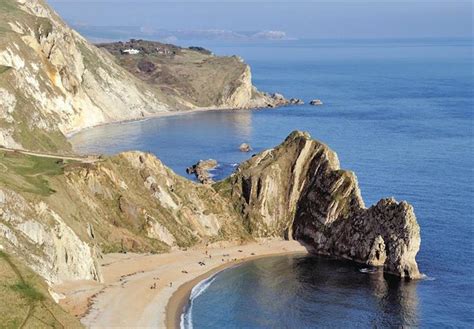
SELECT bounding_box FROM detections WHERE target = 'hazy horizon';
[49,1,473,41]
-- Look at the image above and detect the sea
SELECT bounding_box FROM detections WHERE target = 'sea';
[70,38,474,328]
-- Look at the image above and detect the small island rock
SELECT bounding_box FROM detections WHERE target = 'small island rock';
[186,159,218,184]
[310,99,323,106]
[239,143,252,152]
[289,98,305,105]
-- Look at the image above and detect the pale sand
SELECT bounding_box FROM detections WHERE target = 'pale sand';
[53,239,307,328]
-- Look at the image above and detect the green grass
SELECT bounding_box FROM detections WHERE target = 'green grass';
[0,65,12,74]
[0,251,83,328]
[0,151,71,195]
[0,0,20,13]
[10,282,45,302]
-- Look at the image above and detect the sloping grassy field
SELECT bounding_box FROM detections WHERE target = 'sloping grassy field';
[0,251,82,328]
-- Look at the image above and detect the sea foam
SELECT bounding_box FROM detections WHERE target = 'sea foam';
[180,274,218,329]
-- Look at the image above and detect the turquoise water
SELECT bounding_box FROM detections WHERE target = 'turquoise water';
[70,39,473,327]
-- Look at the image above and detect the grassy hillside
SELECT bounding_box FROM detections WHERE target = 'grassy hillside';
[0,251,82,328]
[98,40,251,108]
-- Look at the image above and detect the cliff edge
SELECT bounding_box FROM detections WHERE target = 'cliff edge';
[216,131,421,279]
[0,0,285,152]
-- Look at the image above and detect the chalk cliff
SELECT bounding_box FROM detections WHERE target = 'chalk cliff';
[0,132,422,298]
[216,131,421,279]
[0,150,249,287]
[0,0,285,152]
[0,0,422,325]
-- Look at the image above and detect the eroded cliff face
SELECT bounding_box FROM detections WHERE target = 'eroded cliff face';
[217,131,421,278]
[0,0,283,152]
[0,189,102,284]
[0,149,249,285]
[0,0,172,151]
[0,132,421,286]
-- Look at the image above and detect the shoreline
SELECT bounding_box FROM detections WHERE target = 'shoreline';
[53,239,307,328]
[165,250,307,329]
[66,104,277,140]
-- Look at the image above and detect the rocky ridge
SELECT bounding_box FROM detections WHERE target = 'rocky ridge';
[186,159,218,184]
[0,131,422,294]
[216,131,421,278]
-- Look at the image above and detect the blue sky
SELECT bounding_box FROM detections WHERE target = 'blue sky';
[49,1,473,39]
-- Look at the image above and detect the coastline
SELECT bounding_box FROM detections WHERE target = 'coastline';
[65,104,277,140]
[165,249,307,329]
[53,239,307,328]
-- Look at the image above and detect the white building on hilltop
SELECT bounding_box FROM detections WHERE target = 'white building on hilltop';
[121,48,140,55]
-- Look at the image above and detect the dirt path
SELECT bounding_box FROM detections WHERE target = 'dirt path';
[0,147,100,163]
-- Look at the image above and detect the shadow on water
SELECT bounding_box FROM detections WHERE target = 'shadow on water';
[289,255,419,328]
[190,254,419,329]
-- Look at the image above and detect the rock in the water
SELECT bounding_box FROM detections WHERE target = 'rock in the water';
[289,98,305,105]
[262,92,290,108]
[187,159,218,184]
[239,143,252,152]
[272,93,286,101]
[218,131,421,279]
[310,99,323,106]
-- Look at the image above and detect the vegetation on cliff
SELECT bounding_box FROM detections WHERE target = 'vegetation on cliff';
[0,251,82,328]
[0,0,285,152]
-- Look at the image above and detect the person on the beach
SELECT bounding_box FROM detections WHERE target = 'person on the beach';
[170,282,173,287]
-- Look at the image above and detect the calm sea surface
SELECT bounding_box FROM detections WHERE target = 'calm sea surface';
[70,39,473,328]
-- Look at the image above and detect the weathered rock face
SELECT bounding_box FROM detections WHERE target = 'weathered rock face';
[0,189,102,285]
[217,131,421,278]
[0,150,249,285]
[0,132,421,285]
[0,0,286,152]
[0,0,171,151]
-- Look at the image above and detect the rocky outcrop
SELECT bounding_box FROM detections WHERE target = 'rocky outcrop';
[216,131,421,278]
[0,189,102,284]
[239,143,252,152]
[289,98,305,105]
[310,99,323,106]
[0,131,421,286]
[0,150,249,285]
[186,159,218,184]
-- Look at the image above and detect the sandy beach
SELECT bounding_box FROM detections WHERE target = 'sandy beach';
[53,239,307,328]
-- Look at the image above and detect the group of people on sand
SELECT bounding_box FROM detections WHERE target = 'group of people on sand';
[150,281,173,289]
[147,246,257,291]
[148,276,173,289]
